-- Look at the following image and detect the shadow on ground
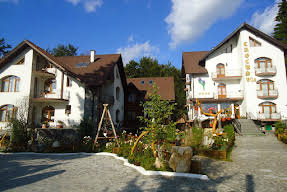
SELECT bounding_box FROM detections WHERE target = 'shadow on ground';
[0,153,91,191]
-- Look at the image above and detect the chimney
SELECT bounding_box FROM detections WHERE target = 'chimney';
[90,50,95,63]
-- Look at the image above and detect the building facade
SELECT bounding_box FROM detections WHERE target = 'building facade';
[0,40,126,131]
[182,23,287,126]
[125,77,175,133]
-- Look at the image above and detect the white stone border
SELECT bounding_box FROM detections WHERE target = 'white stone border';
[0,152,209,180]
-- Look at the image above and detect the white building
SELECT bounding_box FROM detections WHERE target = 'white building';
[182,23,287,126]
[0,40,126,130]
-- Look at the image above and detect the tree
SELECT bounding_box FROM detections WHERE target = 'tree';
[47,44,78,57]
[0,38,11,58]
[273,0,287,71]
[274,0,287,45]
[125,57,186,120]
[131,84,176,164]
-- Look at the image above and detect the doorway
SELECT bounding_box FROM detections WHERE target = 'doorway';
[234,104,240,119]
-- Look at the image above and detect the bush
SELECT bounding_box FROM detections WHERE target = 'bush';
[275,121,287,134]
[78,118,94,141]
[9,119,27,147]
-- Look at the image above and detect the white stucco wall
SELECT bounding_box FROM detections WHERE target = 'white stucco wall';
[0,48,33,129]
[186,29,287,121]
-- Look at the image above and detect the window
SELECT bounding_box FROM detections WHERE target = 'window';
[42,106,55,122]
[257,79,275,96]
[249,37,261,47]
[128,111,136,120]
[116,110,120,123]
[0,105,17,122]
[149,80,153,85]
[116,87,120,100]
[141,80,145,85]
[259,102,276,114]
[225,44,232,53]
[44,78,56,94]
[65,105,71,115]
[128,94,136,103]
[66,77,72,87]
[15,58,25,65]
[218,83,226,98]
[1,76,20,92]
[216,64,225,77]
[255,57,272,69]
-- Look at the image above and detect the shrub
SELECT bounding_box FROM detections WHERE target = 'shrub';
[9,118,27,147]
[78,118,94,141]
[275,121,287,134]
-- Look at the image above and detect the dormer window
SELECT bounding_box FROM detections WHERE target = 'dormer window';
[16,58,25,65]
[249,37,261,47]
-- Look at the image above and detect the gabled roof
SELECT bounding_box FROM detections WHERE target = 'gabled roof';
[127,77,175,101]
[0,40,127,89]
[200,22,287,62]
[182,51,209,74]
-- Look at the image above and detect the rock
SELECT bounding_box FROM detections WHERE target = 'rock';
[169,146,193,173]
[154,157,162,169]
[52,141,60,148]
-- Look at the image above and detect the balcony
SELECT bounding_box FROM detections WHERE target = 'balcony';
[32,90,70,102]
[33,67,57,78]
[257,113,281,121]
[255,66,276,76]
[214,90,244,101]
[257,89,278,99]
[211,69,242,81]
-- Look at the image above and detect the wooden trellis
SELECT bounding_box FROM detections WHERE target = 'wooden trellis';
[94,104,120,147]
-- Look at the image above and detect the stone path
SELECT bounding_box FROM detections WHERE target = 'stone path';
[0,135,286,191]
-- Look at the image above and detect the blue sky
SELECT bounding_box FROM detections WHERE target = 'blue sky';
[0,0,281,68]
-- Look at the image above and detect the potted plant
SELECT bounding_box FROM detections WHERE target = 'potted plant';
[221,117,226,122]
[56,120,64,128]
[42,121,48,128]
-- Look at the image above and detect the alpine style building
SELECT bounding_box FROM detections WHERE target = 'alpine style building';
[0,40,127,130]
[182,23,287,127]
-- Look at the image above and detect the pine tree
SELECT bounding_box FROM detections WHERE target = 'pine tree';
[274,0,287,45]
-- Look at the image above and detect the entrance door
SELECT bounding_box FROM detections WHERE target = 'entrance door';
[234,104,240,119]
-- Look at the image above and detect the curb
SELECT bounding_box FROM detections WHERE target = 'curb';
[0,152,209,180]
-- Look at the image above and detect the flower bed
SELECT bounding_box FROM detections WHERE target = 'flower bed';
[275,121,287,144]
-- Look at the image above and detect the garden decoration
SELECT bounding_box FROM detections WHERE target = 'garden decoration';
[131,119,157,157]
[0,131,8,147]
[94,104,120,148]
[196,99,231,136]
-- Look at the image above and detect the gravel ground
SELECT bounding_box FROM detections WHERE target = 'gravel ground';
[0,134,286,192]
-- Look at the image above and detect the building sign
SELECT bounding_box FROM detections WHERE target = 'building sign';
[243,42,256,82]
[195,77,212,98]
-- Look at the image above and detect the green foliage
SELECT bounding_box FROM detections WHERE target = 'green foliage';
[47,44,78,57]
[275,121,287,134]
[9,119,26,146]
[274,0,287,45]
[189,127,204,149]
[125,57,186,120]
[139,84,177,143]
[213,124,235,151]
[78,118,94,141]
[0,38,11,58]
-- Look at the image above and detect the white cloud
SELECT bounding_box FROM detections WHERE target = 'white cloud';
[165,0,243,48]
[66,0,103,13]
[117,40,159,65]
[250,0,280,35]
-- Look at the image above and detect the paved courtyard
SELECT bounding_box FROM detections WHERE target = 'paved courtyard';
[0,134,287,192]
